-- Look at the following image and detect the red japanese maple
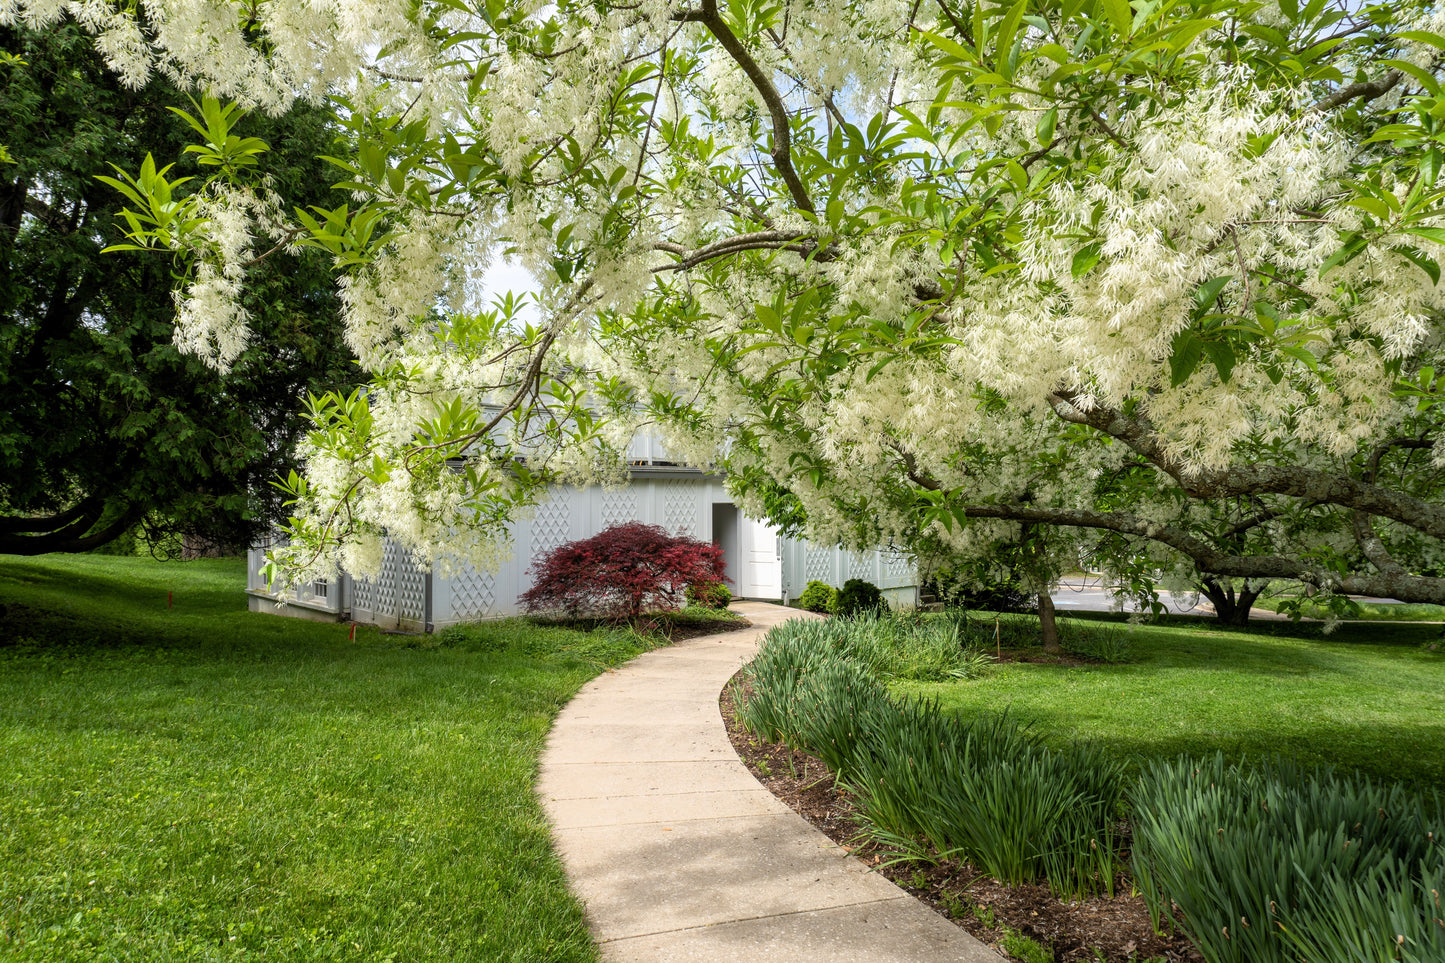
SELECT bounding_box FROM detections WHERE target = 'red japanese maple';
[520,522,729,619]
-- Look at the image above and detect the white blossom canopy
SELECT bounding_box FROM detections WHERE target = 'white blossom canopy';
[10,0,1445,606]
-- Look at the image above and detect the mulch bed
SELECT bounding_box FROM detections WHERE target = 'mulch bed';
[987,647,1094,667]
[663,615,752,642]
[719,681,1203,963]
[528,612,752,643]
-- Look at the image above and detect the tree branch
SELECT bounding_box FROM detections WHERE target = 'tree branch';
[0,498,102,534]
[958,502,1445,604]
[1047,392,1445,541]
[0,503,138,555]
[674,0,815,213]
[1350,511,1406,577]
[1315,69,1404,112]
[651,230,819,272]
[1365,436,1434,483]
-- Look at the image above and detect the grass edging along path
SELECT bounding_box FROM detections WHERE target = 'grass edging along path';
[897,613,1445,790]
[0,554,674,963]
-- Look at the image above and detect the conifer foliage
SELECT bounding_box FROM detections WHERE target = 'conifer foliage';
[520,523,727,619]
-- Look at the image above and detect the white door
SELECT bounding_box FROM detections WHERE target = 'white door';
[740,518,783,600]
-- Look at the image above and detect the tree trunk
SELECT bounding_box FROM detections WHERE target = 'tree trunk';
[1038,591,1061,652]
[1200,578,1260,626]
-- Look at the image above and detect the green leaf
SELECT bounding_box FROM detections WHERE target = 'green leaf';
[1404,226,1445,245]
[993,0,1028,72]
[1379,59,1441,97]
[1279,343,1320,372]
[1036,106,1057,146]
[1071,241,1102,279]
[1193,275,1231,309]
[1392,245,1442,285]
[1037,43,1071,64]
[920,30,975,63]
[1100,0,1132,37]
[1397,30,1445,51]
[1422,147,1442,190]
[1201,339,1236,383]
[1162,18,1221,54]
[1318,235,1366,277]
[1169,330,1203,387]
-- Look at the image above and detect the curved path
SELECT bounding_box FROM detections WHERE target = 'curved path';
[537,601,1000,962]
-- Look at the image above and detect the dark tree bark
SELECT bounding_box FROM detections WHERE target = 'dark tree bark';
[1199,578,1262,626]
[1037,591,1061,652]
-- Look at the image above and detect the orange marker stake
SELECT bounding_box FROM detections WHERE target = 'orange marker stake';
[349,623,356,641]
[168,591,173,609]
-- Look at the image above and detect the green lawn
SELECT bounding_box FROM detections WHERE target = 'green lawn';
[1253,596,1445,621]
[0,554,652,962]
[894,616,1445,789]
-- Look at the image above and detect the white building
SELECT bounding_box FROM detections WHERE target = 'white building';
[246,442,917,630]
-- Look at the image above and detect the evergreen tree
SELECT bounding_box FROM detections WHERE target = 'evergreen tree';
[0,25,356,554]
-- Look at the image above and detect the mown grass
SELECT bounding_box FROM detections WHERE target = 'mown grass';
[0,554,654,962]
[893,614,1445,789]
[1253,596,1445,621]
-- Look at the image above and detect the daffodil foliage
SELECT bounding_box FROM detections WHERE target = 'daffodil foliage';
[15,0,1445,604]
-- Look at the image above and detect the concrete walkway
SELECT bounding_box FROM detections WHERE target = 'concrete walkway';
[537,601,999,962]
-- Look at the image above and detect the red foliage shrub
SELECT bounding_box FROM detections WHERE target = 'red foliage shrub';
[520,522,729,619]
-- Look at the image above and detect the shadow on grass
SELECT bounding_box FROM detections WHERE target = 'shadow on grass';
[1057,608,1442,647]
[991,704,1445,790]
[910,615,1445,789]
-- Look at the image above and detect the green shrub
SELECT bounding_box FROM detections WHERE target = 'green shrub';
[835,578,884,616]
[1130,754,1444,963]
[686,581,731,609]
[797,580,837,613]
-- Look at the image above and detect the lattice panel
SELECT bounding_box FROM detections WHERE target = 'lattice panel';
[351,543,395,615]
[392,540,428,623]
[848,551,875,582]
[530,499,571,562]
[805,548,833,584]
[601,490,638,530]
[351,575,376,613]
[660,480,695,535]
[450,568,497,620]
[883,551,914,586]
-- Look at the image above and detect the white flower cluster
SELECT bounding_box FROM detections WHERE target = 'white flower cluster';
[15,0,1445,593]
[170,181,290,369]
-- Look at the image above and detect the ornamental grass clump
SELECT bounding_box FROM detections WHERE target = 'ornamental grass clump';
[734,617,1124,899]
[824,610,993,681]
[1130,754,1444,963]
[846,706,1124,898]
[1058,619,1133,663]
[732,618,890,776]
